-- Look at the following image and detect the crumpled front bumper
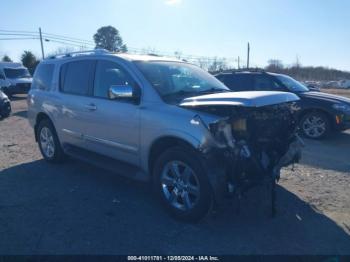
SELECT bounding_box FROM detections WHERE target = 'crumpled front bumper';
[193,114,304,203]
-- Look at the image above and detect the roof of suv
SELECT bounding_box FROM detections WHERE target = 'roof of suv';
[116,53,181,62]
[215,70,284,77]
[45,49,182,63]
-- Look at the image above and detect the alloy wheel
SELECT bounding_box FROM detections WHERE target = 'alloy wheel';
[39,127,55,158]
[302,115,326,138]
[160,160,200,211]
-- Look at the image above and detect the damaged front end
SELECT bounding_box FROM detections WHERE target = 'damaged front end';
[181,91,304,215]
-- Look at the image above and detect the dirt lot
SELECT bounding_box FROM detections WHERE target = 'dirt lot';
[321,88,350,98]
[0,96,350,255]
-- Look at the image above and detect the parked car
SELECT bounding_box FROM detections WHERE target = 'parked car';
[28,50,302,221]
[215,70,350,139]
[0,90,11,119]
[303,82,320,92]
[339,79,350,89]
[306,85,320,92]
[0,62,32,97]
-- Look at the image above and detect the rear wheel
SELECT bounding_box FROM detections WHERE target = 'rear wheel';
[153,146,213,222]
[300,112,330,139]
[37,119,65,162]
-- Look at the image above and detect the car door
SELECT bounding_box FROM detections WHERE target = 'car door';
[220,74,254,91]
[56,59,96,150]
[81,59,141,166]
[253,74,287,92]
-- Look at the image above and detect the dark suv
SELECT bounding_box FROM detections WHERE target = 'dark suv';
[215,71,350,139]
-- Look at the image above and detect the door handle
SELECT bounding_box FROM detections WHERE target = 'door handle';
[85,103,97,111]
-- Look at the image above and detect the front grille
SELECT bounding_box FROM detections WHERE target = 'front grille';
[16,83,31,89]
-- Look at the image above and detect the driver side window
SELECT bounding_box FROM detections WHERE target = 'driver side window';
[254,75,285,91]
[93,60,135,98]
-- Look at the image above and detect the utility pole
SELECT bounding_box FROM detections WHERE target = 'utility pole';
[39,27,45,59]
[247,42,250,68]
[237,56,240,69]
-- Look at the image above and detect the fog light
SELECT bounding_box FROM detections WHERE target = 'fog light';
[335,115,341,125]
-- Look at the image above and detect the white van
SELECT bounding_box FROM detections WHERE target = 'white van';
[0,62,32,96]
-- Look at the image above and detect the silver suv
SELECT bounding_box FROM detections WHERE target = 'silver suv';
[28,50,303,221]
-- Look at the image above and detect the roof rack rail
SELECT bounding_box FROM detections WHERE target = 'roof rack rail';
[212,68,266,74]
[147,53,160,57]
[48,49,110,59]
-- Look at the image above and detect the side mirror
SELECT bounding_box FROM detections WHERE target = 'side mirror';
[0,75,5,80]
[108,85,140,102]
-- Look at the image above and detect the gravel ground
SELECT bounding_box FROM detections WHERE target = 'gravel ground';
[0,96,349,255]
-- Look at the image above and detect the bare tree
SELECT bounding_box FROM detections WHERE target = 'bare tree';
[266,59,284,72]
[208,57,228,72]
[174,51,182,59]
[140,47,159,55]
[46,47,76,57]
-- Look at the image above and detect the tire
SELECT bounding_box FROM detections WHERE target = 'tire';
[300,111,330,139]
[153,146,213,222]
[0,103,11,119]
[37,119,65,163]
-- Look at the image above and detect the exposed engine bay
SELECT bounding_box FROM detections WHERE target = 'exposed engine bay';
[181,93,304,215]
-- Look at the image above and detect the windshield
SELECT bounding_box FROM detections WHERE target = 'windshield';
[134,61,229,100]
[275,74,309,92]
[3,68,31,79]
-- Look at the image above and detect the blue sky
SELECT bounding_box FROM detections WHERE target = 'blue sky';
[1,0,350,70]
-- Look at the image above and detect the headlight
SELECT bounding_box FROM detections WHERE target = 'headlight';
[0,91,7,99]
[332,103,350,113]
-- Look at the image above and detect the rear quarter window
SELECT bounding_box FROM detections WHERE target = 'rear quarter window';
[60,60,95,95]
[32,64,55,90]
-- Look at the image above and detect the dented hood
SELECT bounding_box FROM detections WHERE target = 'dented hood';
[180,91,300,107]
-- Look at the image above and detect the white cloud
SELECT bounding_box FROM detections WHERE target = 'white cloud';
[164,0,183,6]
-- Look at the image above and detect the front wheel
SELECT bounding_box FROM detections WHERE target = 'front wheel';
[153,146,213,222]
[300,112,330,139]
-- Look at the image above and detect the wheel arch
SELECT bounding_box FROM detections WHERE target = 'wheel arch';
[299,108,335,129]
[148,136,198,176]
[34,112,54,141]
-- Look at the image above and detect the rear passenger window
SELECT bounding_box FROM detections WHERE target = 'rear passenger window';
[60,60,95,95]
[222,74,253,91]
[32,64,54,90]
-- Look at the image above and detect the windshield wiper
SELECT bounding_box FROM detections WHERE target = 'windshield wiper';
[196,88,230,94]
[163,88,229,99]
[163,90,196,98]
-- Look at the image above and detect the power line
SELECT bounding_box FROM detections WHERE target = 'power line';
[0,29,253,68]
[0,32,38,37]
[45,39,93,48]
[0,32,93,45]
[42,32,95,44]
[0,37,39,40]
[0,29,37,34]
[43,35,94,45]
[0,30,94,44]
